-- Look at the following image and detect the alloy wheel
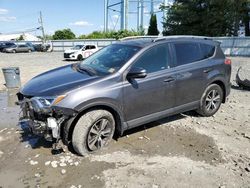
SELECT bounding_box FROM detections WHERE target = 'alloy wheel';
[205,89,221,112]
[87,118,112,151]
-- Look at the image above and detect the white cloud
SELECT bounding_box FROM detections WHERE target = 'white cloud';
[69,21,93,26]
[0,16,16,22]
[112,15,119,19]
[0,8,8,15]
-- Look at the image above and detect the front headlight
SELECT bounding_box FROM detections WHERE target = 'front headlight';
[38,97,55,107]
[36,95,66,107]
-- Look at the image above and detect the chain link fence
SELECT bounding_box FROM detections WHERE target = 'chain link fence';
[2,37,250,56]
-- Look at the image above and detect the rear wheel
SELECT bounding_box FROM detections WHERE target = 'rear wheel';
[72,110,115,156]
[28,49,32,53]
[12,50,16,53]
[196,84,223,117]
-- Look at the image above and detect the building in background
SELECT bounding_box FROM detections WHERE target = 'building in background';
[0,33,41,41]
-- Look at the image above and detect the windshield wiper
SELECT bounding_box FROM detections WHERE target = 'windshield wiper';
[77,64,97,76]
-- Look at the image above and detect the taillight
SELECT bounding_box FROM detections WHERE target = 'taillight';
[225,58,232,65]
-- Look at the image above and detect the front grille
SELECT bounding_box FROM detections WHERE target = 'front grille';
[64,53,71,58]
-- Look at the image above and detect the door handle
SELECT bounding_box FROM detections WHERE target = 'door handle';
[164,77,176,83]
[203,68,213,73]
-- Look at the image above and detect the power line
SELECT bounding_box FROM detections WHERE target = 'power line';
[1,27,42,35]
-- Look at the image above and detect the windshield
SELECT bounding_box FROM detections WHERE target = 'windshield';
[72,45,84,50]
[79,44,141,75]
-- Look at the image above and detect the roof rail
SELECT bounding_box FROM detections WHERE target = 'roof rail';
[153,35,212,42]
[120,36,158,41]
[119,35,213,43]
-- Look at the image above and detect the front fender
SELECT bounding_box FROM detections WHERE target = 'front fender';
[74,98,127,135]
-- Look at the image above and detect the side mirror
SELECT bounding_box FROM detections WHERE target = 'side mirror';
[127,67,147,79]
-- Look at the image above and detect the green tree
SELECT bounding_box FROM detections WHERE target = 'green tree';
[78,30,143,40]
[37,34,53,41]
[161,0,236,36]
[235,0,250,36]
[17,35,24,41]
[147,14,159,35]
[52,29,76,40]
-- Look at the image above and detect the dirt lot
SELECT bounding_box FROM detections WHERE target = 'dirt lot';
[0,52,249,188]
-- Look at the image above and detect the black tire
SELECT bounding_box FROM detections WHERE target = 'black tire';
[196,84,223,117]
[61,117,75,146]
[12,50,16,53]
[72,110,115,156]
[77,54,83,61]
[28,49,32,53]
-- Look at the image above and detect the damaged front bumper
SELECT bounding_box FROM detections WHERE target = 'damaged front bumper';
[17,96,76,142]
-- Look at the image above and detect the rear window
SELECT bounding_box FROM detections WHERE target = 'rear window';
[200,43,215,59]
[174,42,203,66]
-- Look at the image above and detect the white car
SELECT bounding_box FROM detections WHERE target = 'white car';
[64,44,98,60]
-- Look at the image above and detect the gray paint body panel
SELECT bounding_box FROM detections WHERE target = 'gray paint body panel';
[20,37,231,133]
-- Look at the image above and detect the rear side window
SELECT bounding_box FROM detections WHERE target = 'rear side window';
[174,42,203,66]
[132,44,170,73]
[200,43,215,58]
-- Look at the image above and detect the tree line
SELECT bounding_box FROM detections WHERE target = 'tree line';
[161,0,250,36]
[45,0,249,40]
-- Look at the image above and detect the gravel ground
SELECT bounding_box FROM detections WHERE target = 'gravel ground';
[0,52,69,91]
[0,52,249,188]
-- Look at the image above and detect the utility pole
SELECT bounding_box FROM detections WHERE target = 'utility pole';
[137,0,141,31]
[39,11,46,44]
[140,0,144,31]
[163,0,168,21]
[104,0,108,32]
[150,0,154,15]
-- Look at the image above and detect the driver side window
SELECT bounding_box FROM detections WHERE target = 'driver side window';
[132,44,170,74]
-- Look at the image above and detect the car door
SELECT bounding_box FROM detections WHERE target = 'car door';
[23,45,29,52]
[85,45,96,58]
[122,43,176,128]
[90,45,97,53]
[170,41,209,107]
[16,45,21,52]
[18,45,26,52]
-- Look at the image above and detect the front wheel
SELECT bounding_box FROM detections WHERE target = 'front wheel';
[72,110,115,156]
[77,54,83,61]
[196,84,223,117]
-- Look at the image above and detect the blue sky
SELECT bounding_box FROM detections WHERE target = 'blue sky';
[0,0,166,36]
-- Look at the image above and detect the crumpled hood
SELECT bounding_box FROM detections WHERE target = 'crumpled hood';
[21,64,99,96]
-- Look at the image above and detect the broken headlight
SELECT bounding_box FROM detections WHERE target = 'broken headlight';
[32,95,67,108]
[38,97,55,107]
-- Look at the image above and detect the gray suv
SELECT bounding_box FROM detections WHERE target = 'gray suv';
[17,36,231,155]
